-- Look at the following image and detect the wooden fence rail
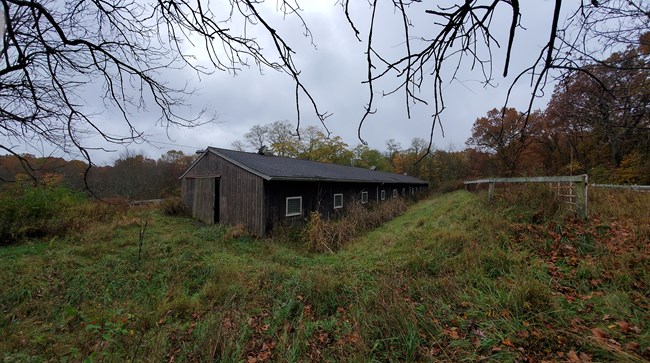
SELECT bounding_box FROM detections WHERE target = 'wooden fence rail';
[464,175,589,219]
[591,184,650,191]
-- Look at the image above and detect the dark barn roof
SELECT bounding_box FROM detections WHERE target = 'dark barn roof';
[182,147,428,185]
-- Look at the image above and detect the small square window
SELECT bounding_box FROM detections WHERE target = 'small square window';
[334,193,343,209]
[380,190,386,201]
[361,191,368,204]
[286,196,302,216]
[393,189,398,198]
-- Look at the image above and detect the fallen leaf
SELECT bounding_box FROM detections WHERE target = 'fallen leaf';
[257,350,271,361]
[591,327,608,340]
[317,332,329,343]
[472,337,481,348]
[261,341,276,351]
[303,305,313,316]
[444,328,460,340]
[615,321,630,333]
[608,338,621,346]
[579,352,593,362]
[501,339,515,348]
[567,350,580,362]
[625,342,640,351]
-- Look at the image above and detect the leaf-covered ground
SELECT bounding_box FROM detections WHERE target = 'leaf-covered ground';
[1,190,648,362]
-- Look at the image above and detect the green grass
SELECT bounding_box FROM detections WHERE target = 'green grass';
[1,191,648,362]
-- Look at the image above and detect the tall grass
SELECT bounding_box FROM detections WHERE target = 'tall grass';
[589,187,650,221]
[0,184,124,245]
[304,198,408,252]
[1,190,647,362]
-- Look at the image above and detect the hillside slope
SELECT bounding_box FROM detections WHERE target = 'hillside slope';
[1,191,648,362]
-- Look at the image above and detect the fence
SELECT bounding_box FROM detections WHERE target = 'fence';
[463,175,589,219]
[591,184,650,192]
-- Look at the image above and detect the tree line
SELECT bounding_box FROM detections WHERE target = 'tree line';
[0,150,194,201]
[466,41,650,184]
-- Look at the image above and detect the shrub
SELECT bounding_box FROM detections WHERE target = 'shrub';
[305,198,408,252]
[432,179,465,194]
[0,184,123,245]
[159,196,188,216]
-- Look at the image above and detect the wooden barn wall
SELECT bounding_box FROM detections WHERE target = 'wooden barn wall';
[264,181,427,232]
[181,177,215,224]
[264,181,319,232]
[181,152,265,235]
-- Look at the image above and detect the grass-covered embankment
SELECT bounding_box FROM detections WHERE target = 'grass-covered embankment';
[1,189,648,362]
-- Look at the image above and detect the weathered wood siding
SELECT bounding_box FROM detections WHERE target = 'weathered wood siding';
[264,181,426,232]
[181,152,265,235]
[181,177,217,224]
[264,181,319,232]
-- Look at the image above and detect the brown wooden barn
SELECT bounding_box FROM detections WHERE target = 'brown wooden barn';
[179,147,428,235]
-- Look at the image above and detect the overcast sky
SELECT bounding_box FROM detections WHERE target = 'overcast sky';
[9,0,571,164]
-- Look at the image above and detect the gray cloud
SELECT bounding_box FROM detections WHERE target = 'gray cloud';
[5,1,577,164]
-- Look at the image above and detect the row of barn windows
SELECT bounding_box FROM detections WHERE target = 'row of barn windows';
[285,187,424,217]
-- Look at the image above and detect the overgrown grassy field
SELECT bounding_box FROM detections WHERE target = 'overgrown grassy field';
[1,189,648,362]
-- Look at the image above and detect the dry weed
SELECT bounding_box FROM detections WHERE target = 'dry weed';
[306,199,408,252]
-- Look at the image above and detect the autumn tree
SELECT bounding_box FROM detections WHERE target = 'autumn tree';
[266,121,301,157]
[244,125,271,151]
[425,150,470,190]
[352,145,392,172]
[297,126,353,165]
[106,151,160,200]
[157,150,194,196]
[236,122,353,164]
[241,121,301,156]
[545,43,650,174]
[466,108,541,176]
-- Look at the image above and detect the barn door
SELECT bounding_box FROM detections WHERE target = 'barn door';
[191,177,219,224]
[213,178,220,223]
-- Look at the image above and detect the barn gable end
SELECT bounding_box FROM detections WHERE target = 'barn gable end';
[181,151,265,235]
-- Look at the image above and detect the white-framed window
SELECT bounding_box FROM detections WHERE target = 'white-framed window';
[380,190,386,201]
[411,187,414,196]
[361,191,369,204]
[285,196,302,217]
[402,188,406,196]
[393,189,398,198]
[333,193,343,209]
